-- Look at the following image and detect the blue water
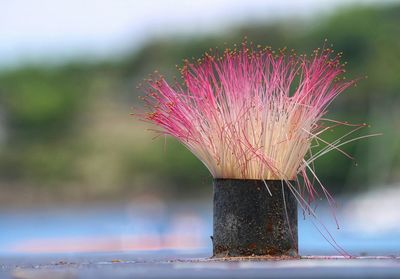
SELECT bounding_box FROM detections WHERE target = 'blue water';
[0,201,399,256]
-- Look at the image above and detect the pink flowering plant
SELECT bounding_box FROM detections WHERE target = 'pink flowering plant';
[137,40,379,254]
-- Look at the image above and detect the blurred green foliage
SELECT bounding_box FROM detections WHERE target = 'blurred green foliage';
[0,4,399,202]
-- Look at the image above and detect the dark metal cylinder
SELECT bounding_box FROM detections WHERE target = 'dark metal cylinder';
[212,179,298,257]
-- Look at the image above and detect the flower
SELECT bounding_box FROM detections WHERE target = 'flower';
[141,42,363,180]
[138,40,379,255]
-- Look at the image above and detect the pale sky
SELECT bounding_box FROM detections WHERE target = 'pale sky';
[0,0,394,67]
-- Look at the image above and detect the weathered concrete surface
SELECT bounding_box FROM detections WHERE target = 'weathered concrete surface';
[2,253,400,279]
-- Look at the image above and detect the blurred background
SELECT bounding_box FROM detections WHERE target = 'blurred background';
[0,0,399,256]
